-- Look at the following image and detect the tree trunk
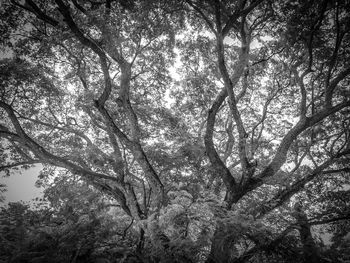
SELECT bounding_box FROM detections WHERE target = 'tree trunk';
[293,203,320,263]
[206,222,233,263]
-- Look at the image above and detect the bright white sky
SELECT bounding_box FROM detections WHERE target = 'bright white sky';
[0,166,43,206]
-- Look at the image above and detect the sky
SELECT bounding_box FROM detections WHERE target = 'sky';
[0,165,43,206]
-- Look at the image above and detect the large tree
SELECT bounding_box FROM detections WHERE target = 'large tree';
[1,0,350,262]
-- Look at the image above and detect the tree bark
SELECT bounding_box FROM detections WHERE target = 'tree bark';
[206,222,233,263]
[293,203,320,263]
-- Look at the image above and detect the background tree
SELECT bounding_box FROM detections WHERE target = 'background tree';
[0,0,349,262]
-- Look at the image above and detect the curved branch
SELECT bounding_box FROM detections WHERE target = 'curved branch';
[54,0,105,57]
[325,67,350,108]
[222,114,234,163]
[54,0,112,107]
[88,178,132,217]
[185,0,216,34]
[250,86,280,157]
[222,0,264,37]
[1,115,134,217]
[216,17,251,180]
[94,103,164,206]
[0,101,120,183]
[20,0,59,27]
[292,67,308,118]
[71,0,87,14]
[250,100,350,190]
[16,113,118,166]
[118,64,141,141]
[255,149,350,218]
[204,89,239,208]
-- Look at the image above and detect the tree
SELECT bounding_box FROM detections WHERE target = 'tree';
[1,0,349,262]
[0,185,134,263]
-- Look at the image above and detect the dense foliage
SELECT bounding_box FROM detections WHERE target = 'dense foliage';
[0,0,350,262]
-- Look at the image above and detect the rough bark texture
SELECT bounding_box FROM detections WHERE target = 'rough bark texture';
[293,203,320,263]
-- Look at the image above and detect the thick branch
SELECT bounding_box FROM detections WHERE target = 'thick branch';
[71,0,87,14]
[88,178,132,217]
[97,55,112,106]
[22,0,59,27]
[229,99,350,204]
[17,114,119,166]
[293,204,320,263]
[54,0,105,57]
[216,18,251,178]
[0,101,120,183]
[185,0,216,34]
[94,103,164,206]
[257,100,350,181]
[292,67,307,118]
[118,65,141,141]
[1,115,135,217]
[325,67,350,108]
[223,115,234,163]
[204,88,236,195]
[222,0,264,37]
[255,150,349,218]
[54,0,113,107]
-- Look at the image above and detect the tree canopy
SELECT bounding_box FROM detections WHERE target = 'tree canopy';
[1,0,350,262]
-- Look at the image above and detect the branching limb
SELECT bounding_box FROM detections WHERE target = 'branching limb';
[204,88,237,205]
[94,104,164,207]
[254,148,350,218]
[15,113,117,166]
[185,0,216,34]
[17,0,59,27]
[0,101,120,183]
[54,0,113,107]
[249,99,350,190]
[325,67,350,108]
[324,2,346,106]
[216,13,252,181]
[54,0,105,57]
[250,85,280,158]
[222,0,264,37]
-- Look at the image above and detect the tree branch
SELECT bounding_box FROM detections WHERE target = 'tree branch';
[292,67,308,118]
[250,99,350,189]
[185,0,216,34]
[255,149,349,218]
[54,0,113,107]
[94,103,164,207]
[0,101,120,183]
[216,16,252,183]
[204,88,237,205]
[22,0,59,27]
[309,215,350,226]
[222,0,264,37]
[325,67,350,108]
